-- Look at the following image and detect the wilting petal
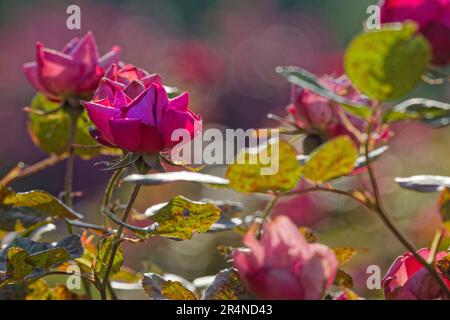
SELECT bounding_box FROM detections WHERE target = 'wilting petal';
[84,100,120,143]
[126,85,157,125]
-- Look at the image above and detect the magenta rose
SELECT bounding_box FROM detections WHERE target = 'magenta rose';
[380,0,450,65]
[84,64,201,154]
[23,32,121,101]
[382,248,450,300]
[232,215,338,300]
[288,75,390,148]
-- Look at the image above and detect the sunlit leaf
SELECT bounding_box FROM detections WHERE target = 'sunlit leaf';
[14,190,83,220]
[345,22,431,101]
[26,248,71,269]
[437,254,450,280]
[333,269,353,288]
[395,175,450,192]
[382,98,450,128]
[202,268,254,300]
[123,171,229,186]
[299,227,317,243]
[303,136,358,183]
[28,93,100,159]
[6,248,33,281]
[94,235,123,280]
[226,140,302,193]
[439,188,450,222]
[332,247,357,266]
[276,66,371,118]
[142,273,197,300]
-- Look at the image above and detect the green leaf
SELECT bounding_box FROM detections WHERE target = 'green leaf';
[0,206,47,232]
[345,22,431,101]
[6,248,33,281]
[0,235,83,282]
[94,235,123,280]
[202,268,254,300]
[142,273,197,300]
[104,196,221,240]
[25,248,71,269]
[333,269,353,288]
[437,254,450,281]
[28,93,100,159]
[123,171,229,186]
[395,175,450,192]
[226,140,302,193]
[276,66,371,118]
[382,98,450,128]
[303,136,358,183]
[14,190,83,220]
[147,196,221,240]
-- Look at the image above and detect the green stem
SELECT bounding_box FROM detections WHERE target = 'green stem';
[99,183,142,300]
[364,114,450,299]
[101,168,124,228]
[257,194,280,239]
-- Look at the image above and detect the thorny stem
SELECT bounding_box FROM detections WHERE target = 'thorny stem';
[100,183,142,300]
[363,112,450,299]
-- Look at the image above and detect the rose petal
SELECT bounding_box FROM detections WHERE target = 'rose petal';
[84,100,120,143]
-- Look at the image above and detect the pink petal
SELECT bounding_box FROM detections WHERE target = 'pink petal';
[124,80,146,99]
[61,37,80,55]
[138,124,164,153]
[84,100,120,143]
[98,46,121,69]
[168,92,189,111]
[158,108,201,149]
[126,85,157,125]
[71,32,99,72]
[23,62,59,100]
[109,118,142,152]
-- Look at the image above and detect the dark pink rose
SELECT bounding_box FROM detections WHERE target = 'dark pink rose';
[84,64,201,154]
[380,0,450,65]
[288,75,390,148]
[382,248,450,300]
[233,215,338,300]
[23,32,121,101]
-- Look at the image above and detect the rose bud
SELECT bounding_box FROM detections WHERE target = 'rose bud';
[233,215,338,300]
[380,0,450,65]
[23,31,121,102]
[288,75,390,148]
[382,248,450,300]
[83,64,201,154]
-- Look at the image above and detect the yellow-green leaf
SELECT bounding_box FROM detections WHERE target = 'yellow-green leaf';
[94,235,123,280]
[202,268,254,300]
[226,140,302,193]
[332,247,357,266]
[14,190,82,220]
[333,269,353,288]
[439,188,450,222]
[6,247,33,281]
[28,93,100,159]
[142,273,197,300]
[303,136,358,183]
[26,248,71,269]
[148,196,221,240]
[345,22,431,101]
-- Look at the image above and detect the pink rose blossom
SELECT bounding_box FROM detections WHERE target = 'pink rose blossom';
[380,0,450,65]
[84,64,201,154]
[288,75,390,148]
[233,215,338,300]
[382,248,450,300]
[23,32,121,102]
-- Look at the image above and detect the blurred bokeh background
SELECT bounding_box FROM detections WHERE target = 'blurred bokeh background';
[0,0,449,299]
